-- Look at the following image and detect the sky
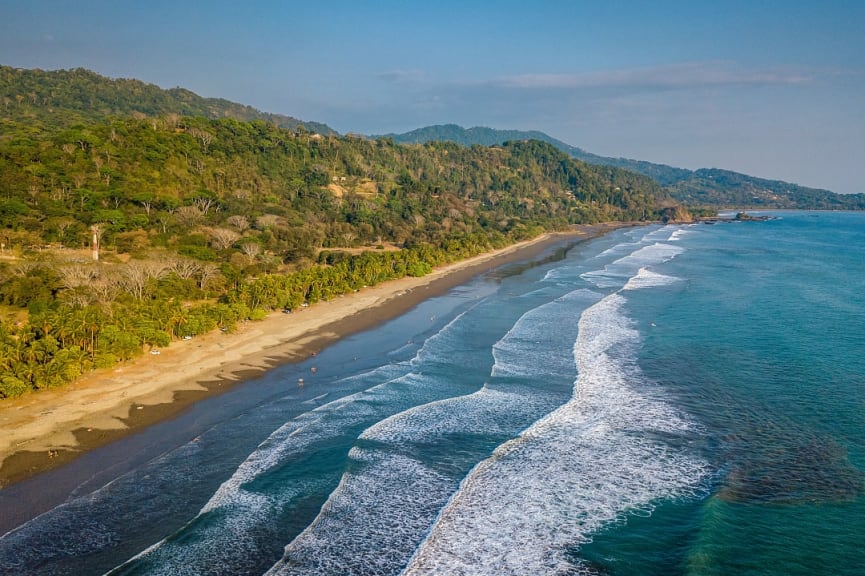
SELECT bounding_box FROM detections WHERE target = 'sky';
[2,0,864,193]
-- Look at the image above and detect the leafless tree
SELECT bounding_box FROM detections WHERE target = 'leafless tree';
[58,262,100,306]
[226,214,250,232]
[118,260,169,300]
[232,188,251,201]
[60,286,93,308]
[11,261,39,277]
[193,196,216,215]
[197,262,220,290]
[240,242,260,260]
[139,198,154,215]
[90,271,121,305]
[207,227,240,250]
[188,128,215,154]
[174,205,204,228]
[164,113,181,129]
[59,264,98,290]
[259,254,282,274]
[255,214,282,229]
[165,256,201,280]
[156,213,172,234]
[28,183,41,205]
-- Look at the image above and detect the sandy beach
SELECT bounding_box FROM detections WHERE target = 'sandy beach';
[0,224,627,488]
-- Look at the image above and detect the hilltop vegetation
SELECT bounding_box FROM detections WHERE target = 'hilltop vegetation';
[0,65,335,134]
[0,66,674,399]
[386,124,865,210]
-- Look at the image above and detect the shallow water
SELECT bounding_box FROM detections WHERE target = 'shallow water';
[1,212,863,575]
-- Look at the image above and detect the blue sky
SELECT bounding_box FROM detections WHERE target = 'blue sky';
[2,0,863,193]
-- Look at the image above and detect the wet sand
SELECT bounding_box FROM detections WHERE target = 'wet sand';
[0,224,628,488]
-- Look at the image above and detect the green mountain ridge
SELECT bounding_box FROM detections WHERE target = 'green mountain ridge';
[382,124,865,210]
[0,65,336,134]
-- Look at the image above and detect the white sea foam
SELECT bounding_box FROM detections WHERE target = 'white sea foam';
[668,227,696,242]
[624,226,655,241]
[597,241,640,258]
[302,392,329,405]
[544,227,664,285]
[403,264,707,575]
[265,383,562,575]
[542,266,583,283]
[360,386,502,444]
[642,226,676,240]
[649,225,694,243]
[492,288,600,378]
[581,242,684,288]
[623,267,681,291]
[612,241,684,270]
[265,450,451,576]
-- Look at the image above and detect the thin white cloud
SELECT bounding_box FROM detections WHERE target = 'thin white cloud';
[376,69,428,84]
[493,62,813,90]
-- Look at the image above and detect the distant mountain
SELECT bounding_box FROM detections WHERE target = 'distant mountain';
[382,124,865,210]
[0,65,335,134]
[380,124,697,185]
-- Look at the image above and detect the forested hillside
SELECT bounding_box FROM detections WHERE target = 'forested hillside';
[386,124,865,210]
[0,65,335,134]
[0,67,674,398]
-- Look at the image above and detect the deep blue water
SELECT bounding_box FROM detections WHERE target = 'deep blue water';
[1,211,863,575]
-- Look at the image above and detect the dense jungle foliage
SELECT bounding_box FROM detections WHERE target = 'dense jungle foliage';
[0,66,675,398]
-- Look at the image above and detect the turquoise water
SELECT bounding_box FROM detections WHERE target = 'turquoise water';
[1,211,863,575]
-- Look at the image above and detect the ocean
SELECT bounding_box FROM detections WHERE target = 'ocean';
[1,211,863,575]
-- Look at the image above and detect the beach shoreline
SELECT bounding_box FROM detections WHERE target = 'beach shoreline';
[0,223,630,489]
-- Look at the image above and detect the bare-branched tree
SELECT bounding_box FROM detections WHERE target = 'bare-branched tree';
[207,227,240,250]
[59,264,97,290]
[174,205,204,228]
[197,262,220,290]
[255,214,281,229]
[226,214,250,232]
[118,260,169,300]
[240,242,260,260]
[193,196,216,215]
[165,256,201,280]
[188,128,215,154]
